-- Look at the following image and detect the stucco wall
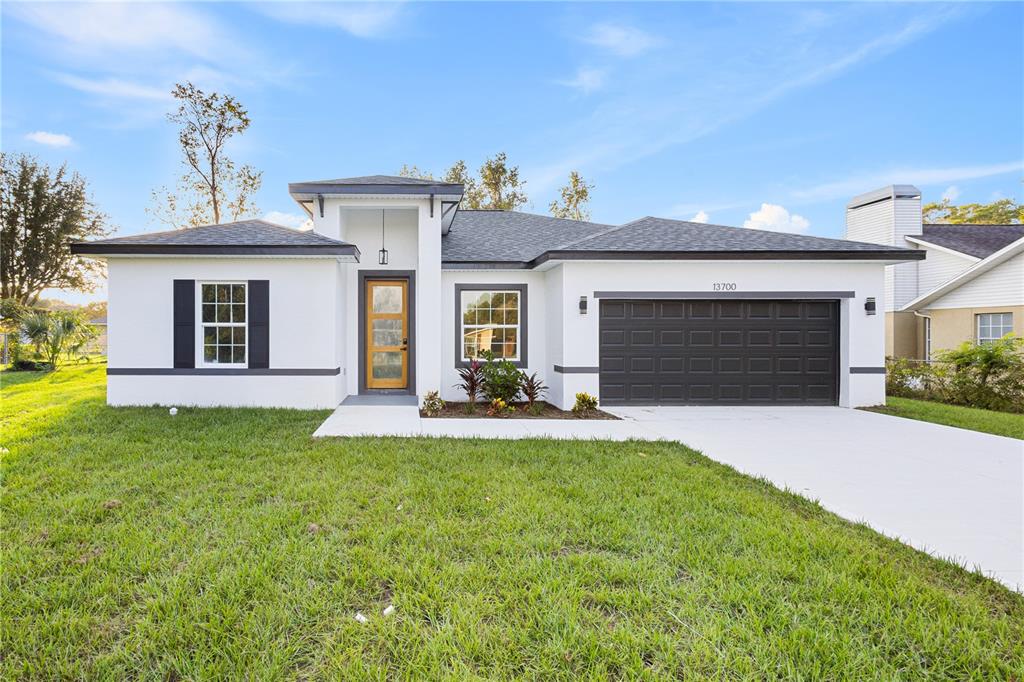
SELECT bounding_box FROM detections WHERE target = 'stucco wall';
[444,260,889,409]
[924,305,1024,355]
[106,257,341,408]
[885,311,921,359]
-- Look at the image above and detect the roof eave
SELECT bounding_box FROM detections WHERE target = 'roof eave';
[71,243,361,259]
[288,182,464,198]
[902,237,1024,311]
[531,249,926,267]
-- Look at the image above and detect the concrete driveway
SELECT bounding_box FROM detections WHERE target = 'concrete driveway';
[608,406,1024,590]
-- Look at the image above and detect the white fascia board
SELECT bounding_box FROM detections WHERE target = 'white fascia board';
[902,236,1024,311]
[903,236,980,262]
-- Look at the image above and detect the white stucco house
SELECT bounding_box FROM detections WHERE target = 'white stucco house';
[72,175,923,410]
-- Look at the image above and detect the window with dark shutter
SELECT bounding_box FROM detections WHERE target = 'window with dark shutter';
[248,280,269,369]
[173,280,195,368]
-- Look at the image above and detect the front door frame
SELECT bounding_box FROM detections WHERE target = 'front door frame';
[358,270,416,395]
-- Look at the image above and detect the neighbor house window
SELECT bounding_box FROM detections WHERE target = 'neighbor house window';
[976,312,1013,344]
[201,282,246,365]
[457,285,527,365]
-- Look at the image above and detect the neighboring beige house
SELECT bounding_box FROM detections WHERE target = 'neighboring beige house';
[847,185,1023,359]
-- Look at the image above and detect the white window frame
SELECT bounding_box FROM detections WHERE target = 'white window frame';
[197,281,248,368]
[457,286,526,366]
[976,312,1013,344]
[924,316,932,361]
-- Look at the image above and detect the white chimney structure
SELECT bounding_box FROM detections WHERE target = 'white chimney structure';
[846,185,923,356]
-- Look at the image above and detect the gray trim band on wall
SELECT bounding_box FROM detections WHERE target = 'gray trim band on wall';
[849,366,886,374]
[593,291,856,300]
[553,365,599,374]
[454,282,528,368]
[108,367,340,376]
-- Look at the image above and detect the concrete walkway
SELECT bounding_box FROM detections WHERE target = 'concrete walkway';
[313,403,1023,590]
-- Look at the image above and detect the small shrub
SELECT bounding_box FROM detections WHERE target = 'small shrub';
[455,360,484,405]
[9,359,53,372]
[527,402,545,416]
[422,390,445,417]
[479,351,522,403]
[486,398,515,417]
[885,357,934,398]
[16,310,98,369]
[520,371,548,408]
[572,392,599,417]
[934,335,1023,413]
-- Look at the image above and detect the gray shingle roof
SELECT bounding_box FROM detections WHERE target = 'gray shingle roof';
[443,210,613,263]
[442,212,923,265]
[289,175,464,197]
[912,224,1024,259]
[292,174,455,187]
[71,219,359,257]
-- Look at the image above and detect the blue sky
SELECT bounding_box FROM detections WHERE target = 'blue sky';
[2,2,1021,302]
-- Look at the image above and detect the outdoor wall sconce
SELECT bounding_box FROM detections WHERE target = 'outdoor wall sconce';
[378,209,389,265]
[579,295,588,314]
[865,297,876,315]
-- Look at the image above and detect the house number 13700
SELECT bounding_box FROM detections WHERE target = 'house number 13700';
[712,282,737,291]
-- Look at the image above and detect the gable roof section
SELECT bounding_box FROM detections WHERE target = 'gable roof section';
[902,235,1024,311]
[443,213,924,267]
[908,224,1024,259]
[289,174,463,197]
[71,219,360,257]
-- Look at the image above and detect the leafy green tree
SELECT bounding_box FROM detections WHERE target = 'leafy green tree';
[17,309,98,368]
[399,154,527,210]
[149,82,262,228]
[549,171,594,221]
[477,152,527,210]
[0,153,110,305]
[923,198,1022,224]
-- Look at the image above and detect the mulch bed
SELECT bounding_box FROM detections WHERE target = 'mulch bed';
[422,401,619,420]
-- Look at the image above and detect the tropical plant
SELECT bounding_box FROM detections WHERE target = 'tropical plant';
[934,335,1023,412]
[455,359,484,406]
[486,398,515,417]
[520,371,548,409]
[421,390,445,417]
[17,310,97,370]
[479,350,522,403]
[572,392,599,417]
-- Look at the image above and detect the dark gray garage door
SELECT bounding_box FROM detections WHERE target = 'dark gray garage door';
[599,299,838,405]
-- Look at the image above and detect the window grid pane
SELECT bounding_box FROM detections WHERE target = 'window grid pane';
[460,289,521,361]
[977,313,1013,343]
[201,283,247,365]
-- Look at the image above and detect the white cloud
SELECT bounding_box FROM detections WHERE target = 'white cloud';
[690,210,709,223]
[264,211,313,231]
[743,204,810,234]
[793,161,1022,202]
[581,22,662,57]
[556,67,606,94]
[54,74,172,102]
[254,3,404,38]
[941,185,960,202]
[25,131,73,148]
[6,3,224,60]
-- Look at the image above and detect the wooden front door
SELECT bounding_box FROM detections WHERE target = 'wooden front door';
[365,279,409,389]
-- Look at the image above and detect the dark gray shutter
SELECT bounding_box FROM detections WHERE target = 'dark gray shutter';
[173,280,195,368]
[248,280,269,369]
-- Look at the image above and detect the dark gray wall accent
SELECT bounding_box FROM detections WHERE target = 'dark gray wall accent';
[358,270,416,395]
[553,365,599,374]
[454,283,528,368]
[108,367,339,376]
[594,291,855,300]
[849,366,887,374]
[173,280,195,368]
[248,280,269,369]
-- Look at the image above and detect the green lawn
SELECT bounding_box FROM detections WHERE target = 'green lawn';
[2,364,1022,680]
[865,396,1024,440]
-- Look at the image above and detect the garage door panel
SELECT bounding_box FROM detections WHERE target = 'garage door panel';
[600,299,838,405]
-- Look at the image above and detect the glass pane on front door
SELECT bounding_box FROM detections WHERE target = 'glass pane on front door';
[372,318,403,347]
[372,285,403,313]
[371,351,403,379]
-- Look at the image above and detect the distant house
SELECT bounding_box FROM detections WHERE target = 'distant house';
[846,185,1023,360]
[87,315,108,355]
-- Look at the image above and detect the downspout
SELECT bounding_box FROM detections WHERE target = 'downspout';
[912,310,931,362]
